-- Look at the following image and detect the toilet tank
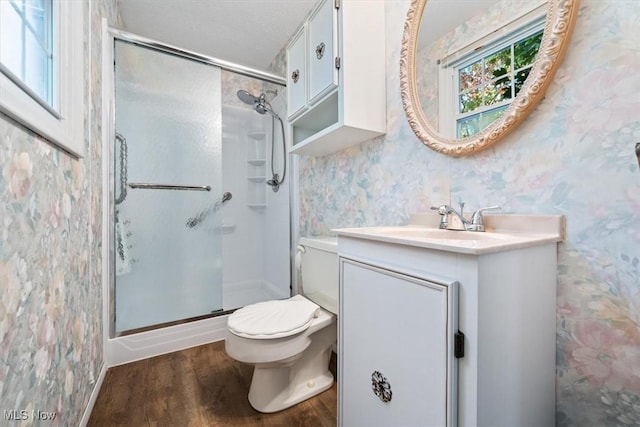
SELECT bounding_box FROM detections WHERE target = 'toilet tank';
[299,237,338,315]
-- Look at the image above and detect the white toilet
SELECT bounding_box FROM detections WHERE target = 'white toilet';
[225,237,338,413]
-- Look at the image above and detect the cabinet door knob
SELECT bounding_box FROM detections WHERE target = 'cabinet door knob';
[371,370,392,403]
[315,42,326,60]
[291,69,300,83]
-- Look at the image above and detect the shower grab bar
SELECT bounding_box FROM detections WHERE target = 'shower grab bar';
[114,133,128,205]
[185,192,232,229]
[128,183,211,192]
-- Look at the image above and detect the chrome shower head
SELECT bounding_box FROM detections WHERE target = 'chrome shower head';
[237,89,260,106]
[255,104,268,115]
[237,89,281,119]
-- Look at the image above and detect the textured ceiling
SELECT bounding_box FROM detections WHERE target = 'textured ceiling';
[116,0,318,75]
[117,0,506,76]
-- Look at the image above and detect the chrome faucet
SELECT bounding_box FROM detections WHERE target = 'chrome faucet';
[430,203,501,232]
[430,204,468,231]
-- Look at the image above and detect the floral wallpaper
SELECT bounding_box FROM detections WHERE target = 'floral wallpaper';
[0,1,119,425]
[299,0,640,425]
[1,0,636,425]
[220,70,282,111]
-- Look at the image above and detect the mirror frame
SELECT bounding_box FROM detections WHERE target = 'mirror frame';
[400,0,580,156]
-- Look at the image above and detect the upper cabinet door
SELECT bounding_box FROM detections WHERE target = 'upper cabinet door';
[307,0,338,104]
[287,26,307,119]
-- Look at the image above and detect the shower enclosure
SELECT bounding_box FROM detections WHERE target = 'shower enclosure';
[107,29,291,338]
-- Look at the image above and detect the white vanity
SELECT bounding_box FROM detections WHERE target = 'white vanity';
[335,215,564,427]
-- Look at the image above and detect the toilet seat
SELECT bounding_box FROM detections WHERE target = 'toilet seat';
[228,295,320,339]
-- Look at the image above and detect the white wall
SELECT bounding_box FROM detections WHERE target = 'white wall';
[221,90,291,309]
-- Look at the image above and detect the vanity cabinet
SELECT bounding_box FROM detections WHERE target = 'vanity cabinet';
[286,0,385,156]
[337,231,558,427]
[340,258,459,426]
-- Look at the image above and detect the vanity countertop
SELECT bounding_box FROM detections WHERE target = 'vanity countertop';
[333,214,565,255]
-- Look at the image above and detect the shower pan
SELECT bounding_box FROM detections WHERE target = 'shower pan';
[107,29,291,345]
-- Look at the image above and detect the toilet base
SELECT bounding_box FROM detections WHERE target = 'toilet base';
[248,361,334,413]
[247,324,336,413]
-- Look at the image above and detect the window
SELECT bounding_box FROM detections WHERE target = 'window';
[439,6,545,139]
[455,30,543,138]
[1,0,54,108]
[0,0,84,157]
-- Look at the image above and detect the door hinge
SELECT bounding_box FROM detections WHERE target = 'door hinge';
[335,56,341,69]
[454,330,465,358]
[334,0,340,9]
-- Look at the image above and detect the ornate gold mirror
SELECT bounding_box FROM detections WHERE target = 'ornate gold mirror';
[400,0,580,156]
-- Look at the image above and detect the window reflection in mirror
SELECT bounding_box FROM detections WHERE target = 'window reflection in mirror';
[454,29,543,138]
[401,0,580,156]
[417,1,546,137]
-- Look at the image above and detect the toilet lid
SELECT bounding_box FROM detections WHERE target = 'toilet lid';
[228,295,320,339]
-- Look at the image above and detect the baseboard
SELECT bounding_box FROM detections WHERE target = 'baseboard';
[78,363,107,427]
[106,314,229,367]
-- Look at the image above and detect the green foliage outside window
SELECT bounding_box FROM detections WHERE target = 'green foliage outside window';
[456,30,543,137]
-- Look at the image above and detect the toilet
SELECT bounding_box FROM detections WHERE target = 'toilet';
[225,237,338,413]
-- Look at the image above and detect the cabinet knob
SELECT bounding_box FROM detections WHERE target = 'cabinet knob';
[291,69,300,83]
[315,42,326,60]
[371,370,392,403]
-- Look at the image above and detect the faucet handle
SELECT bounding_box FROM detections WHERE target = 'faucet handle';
[430,205,450,229]
[430,205,449,214]
[469,205,502,231]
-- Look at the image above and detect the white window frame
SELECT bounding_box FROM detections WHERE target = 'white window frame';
[438,3,546,139]
[0,0,84,157]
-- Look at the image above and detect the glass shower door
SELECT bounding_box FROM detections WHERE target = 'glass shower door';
[113,40,224,333]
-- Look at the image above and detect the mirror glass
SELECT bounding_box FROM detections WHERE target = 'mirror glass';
[400,0,580,156]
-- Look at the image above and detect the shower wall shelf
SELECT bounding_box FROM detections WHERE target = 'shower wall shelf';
[286,0,386,157]
[247,131,267,141]
[221,224,236,234]
[246,131,267,208]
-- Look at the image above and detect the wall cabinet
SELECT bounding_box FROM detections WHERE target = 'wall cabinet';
[337,233,558,426]
[286,0,385,156]
[307,0,338,104]
[286,28,307,119]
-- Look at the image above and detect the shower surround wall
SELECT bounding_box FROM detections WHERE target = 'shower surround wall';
[0,1,119,424]
[220,73,291,309]
[299,1,640,425]
[220,107,290,309]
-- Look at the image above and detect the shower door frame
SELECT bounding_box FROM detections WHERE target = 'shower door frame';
[100,20,291,366]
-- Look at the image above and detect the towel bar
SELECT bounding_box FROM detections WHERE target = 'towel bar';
[128,183,211,191]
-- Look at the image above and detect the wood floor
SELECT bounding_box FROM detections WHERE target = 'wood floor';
[88,341,337,427]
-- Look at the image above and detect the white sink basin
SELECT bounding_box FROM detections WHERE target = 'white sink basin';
[334,221,564,255]
[370,227,513,241]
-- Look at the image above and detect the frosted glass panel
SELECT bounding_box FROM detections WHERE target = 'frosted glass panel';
[114,40,223,332]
